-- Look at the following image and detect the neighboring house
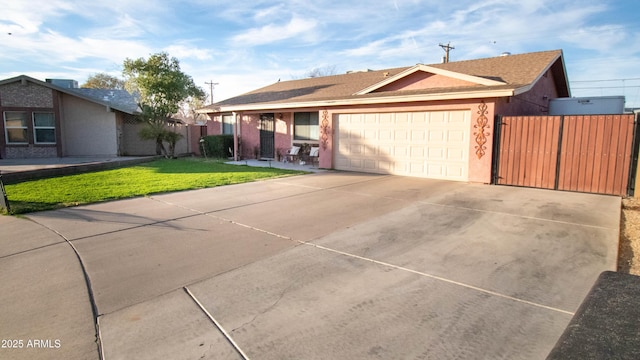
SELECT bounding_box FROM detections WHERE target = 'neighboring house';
[200,49,570,183]
[0,75,192,159]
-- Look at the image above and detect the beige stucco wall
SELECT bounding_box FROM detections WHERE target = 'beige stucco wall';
[121,121,189,156]
[61,94,118,156]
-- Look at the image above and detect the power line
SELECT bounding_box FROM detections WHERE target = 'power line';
[572,85,640,90]
[571,77,640,83]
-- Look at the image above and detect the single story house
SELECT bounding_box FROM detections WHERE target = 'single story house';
[200,49,570,183]
[0,75,195,159]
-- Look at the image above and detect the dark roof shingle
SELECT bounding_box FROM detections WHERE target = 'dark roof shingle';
[205,49,565,110]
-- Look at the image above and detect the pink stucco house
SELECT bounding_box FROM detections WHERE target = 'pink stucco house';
[199,49,570,183]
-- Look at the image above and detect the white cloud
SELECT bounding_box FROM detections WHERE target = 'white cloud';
[0,0,639,107]
[231,16,318,46]
[86,13,147,39]
[164,44,214,61]
[0,0,71,34]
[253,4,287,20]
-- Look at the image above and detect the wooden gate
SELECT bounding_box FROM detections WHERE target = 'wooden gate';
[494,114,637,196]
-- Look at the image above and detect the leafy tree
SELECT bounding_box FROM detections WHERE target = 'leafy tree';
[177,94,207,124]
[81,73,126,89]
[123,52,205,158]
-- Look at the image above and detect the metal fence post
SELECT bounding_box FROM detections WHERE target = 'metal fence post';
[0,171,10,213]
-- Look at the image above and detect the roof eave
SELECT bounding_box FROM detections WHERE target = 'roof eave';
[0,75,139,115]
[202,88,517,114]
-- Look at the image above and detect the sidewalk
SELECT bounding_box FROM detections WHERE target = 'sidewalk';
[225,159,328,173]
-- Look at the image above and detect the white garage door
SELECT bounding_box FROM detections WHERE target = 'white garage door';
[334,110,471,181]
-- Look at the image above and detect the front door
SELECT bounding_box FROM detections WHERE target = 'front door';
[260,113,275,159]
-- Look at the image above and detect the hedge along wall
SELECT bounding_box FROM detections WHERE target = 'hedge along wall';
[201,135,234,158]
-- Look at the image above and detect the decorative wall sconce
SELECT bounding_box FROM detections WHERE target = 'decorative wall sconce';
[277,113,283,119]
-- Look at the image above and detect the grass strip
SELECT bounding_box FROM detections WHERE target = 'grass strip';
[4,158,305,214]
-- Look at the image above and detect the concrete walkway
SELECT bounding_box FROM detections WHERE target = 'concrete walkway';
[225,159,327,173]
[0,173,621,359]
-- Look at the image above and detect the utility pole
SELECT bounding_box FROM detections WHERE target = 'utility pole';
[205,80,219,104]
[439,42,455,63]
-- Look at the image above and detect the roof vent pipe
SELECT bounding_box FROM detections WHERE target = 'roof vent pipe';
[500,52,511,56]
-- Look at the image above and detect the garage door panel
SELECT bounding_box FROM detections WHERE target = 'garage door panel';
[364,114,377,123]
[378,160,392,171]
[335,110,470,181]
[445,165,465,177]
[392,146,409,157]
[364,129,377,140]
[411,130,426,141]
[393,161,409,173]
[447,149,465,161]
[428,111,446,123]
[349,159,363,169]
[351,144,365,155]
[364,145,378,156]
[447,130,466,142]
[338,145,349,157]
[427,164,444,176]
[427,148,444,159]
[449,111,468,123]
[350,114,363,124]
[379,130,393,140]
[428,130,445,142]
[394,130,409,141]
[379,113,394,124]
[363,159,377,170]
[410,162,425,173]
[396,113,410,125]
[335,157,348,168]
[410,146,424,157]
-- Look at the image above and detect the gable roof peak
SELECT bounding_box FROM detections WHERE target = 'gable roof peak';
[354,62,508,95]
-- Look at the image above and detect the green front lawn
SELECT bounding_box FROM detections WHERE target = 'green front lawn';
[3,158,305,214]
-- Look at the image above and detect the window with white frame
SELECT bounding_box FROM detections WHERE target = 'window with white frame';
[222,114,234,135]
[293,112,319,141]
[33,112,56,143]
[4,111,29,144]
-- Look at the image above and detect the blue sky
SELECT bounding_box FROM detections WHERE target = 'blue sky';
[1,0,639,107]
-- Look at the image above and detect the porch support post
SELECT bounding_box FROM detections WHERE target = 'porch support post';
[233,112,239,161]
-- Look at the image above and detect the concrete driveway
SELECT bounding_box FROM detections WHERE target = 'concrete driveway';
[0,172,620,359]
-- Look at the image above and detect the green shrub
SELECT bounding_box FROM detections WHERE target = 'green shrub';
[202,135,234,158]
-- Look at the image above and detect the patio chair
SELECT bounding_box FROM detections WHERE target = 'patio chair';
[308,146,319,167]
[283,146,300,163]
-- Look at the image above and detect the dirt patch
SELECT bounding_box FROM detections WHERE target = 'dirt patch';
[618,197,640,275]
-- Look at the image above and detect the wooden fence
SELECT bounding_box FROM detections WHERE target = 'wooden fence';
[494,114,637,196]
